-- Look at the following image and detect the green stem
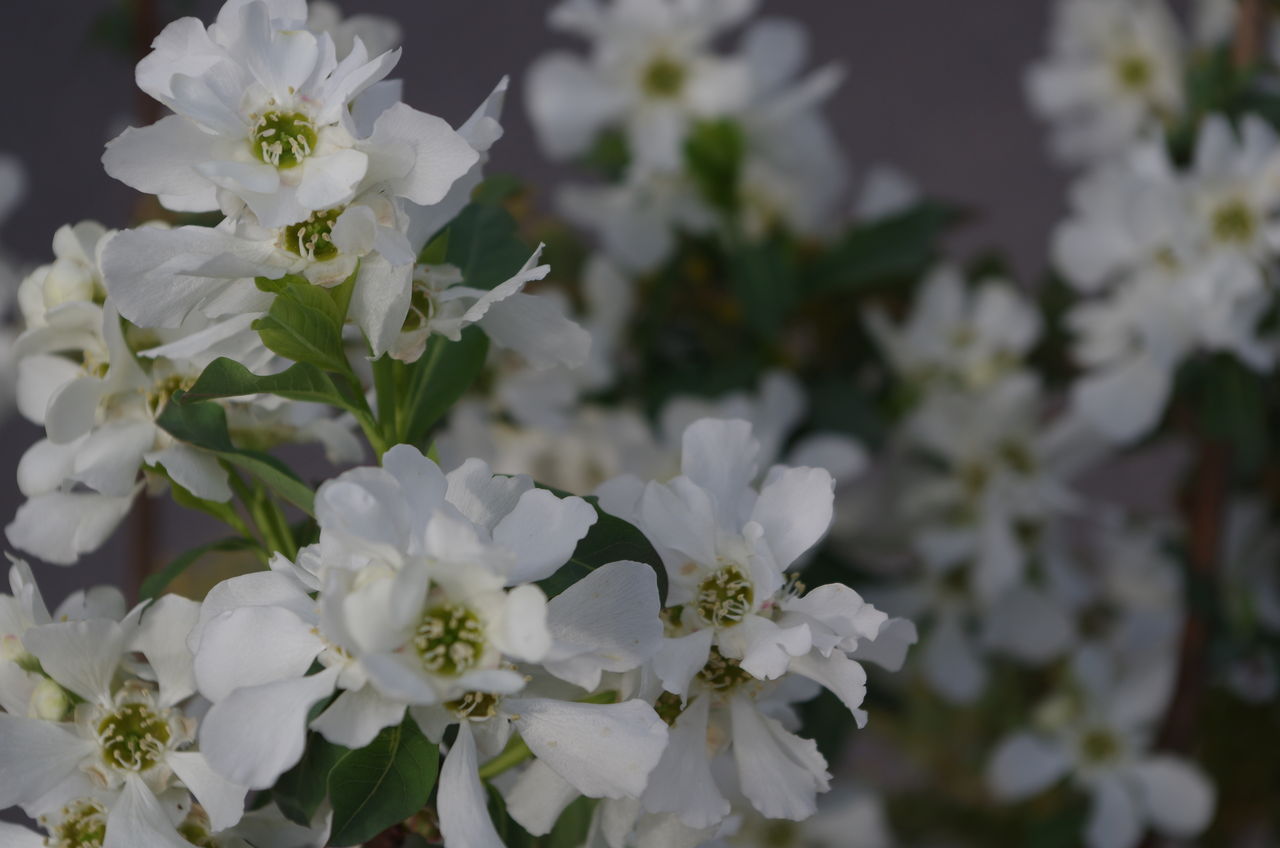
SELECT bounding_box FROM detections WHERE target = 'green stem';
[476,734,532,781]
[371,354,401,447]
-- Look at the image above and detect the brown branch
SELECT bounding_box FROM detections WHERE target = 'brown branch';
[1233,0,1269,69]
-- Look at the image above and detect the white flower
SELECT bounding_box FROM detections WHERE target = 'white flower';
[597,418,913,829]
[390,246,591,368]
[715,788,894,848]
[190,445,668,846]
[866,265,1042,393]
[1027,0,1184,163]
[104,0,476,228]
[306,0,401,59]
[526,0,755,171]
[0,594,248,847]
[988,645,1215,848]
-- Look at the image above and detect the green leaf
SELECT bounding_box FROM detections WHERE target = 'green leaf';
[806,203,960,295]
[253,278,351,373]
[327,717,440,846]
[544,797,597,848]
[139,536,257,600]
[182,357,354,410]
[400,328,490,447]
[580,128,630,181]
[536,491,669,606]
[684,118,746,212]
[273,734,350,826]
[472,173,525,205]
[156,395,316,515]
[445,203,531,291]
[727,236,797,336]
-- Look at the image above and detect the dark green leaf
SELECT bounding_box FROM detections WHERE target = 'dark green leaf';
[727,236,796,336]
[536,491,669,606]
[544,797,597,848]
[182,357,353,410]
[274,734,350,826]
[400,328,490,447]
[579,128,630,181]
[806,203,961,295]
[445,203,531,291]
[156,395,316,515]
[139,536,257,600]
[327,717,440,846]
[253,277,351,373]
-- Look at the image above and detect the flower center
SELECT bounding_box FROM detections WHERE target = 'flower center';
[46,799,108,848]
[96,702,171,772]
[413,604,486,676]
[642,56,686,98]
[445,690,500,720]
[697,646,755,693]
[281,207,343,262]
[177,808,217,848]
[146,374,195,418]
[1079,727,1121,764]
[1211,198,1256,245]
[696,565,754,627]
[252,110,317,168]
[1113,53,1152,92]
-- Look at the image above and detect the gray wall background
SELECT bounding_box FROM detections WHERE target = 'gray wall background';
[0,0,1069,602]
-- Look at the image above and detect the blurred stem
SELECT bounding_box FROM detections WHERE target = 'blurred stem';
[1159,431,1229,753]
[1233,0,1269,69]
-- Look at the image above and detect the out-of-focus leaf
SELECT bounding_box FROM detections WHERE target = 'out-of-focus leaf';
[327,718,439,846]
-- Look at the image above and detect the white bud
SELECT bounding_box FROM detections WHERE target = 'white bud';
[42,257,97,308]
[29,678,71,721]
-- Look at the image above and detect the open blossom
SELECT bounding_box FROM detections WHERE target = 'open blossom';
[104,0,476,228]
[866,265,1042,393]
[596,418,915,833]
[191,445,668,846]
[0,585,250,848]
[1058,115,1280,442]
[1028,0,1184,163]
[525,0,754,171]
[988,643,1214,848]
[390,246,591,368]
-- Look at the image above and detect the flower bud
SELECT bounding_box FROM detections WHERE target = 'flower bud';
[29,678,72,721]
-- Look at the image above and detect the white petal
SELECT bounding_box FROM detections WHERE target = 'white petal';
[194,606,324,703]
[132,595,201,707]
[45,376,107,445]
[16,355,82,425]
[544,561,663,689]
[364,104,479,205]
[1086,775,1143,848]
[103,775,192,848]
[70,420,154,496]
[348,253,412,356]
[293,149,368,214]
[311,685,406,749]
[477,291,593,370]
[199,667,340,789]
[191,571,314,653]
[146,443,232,503]
[102,116,219,211]
[680,419,759,526]
[849,616,918,672]
[789,651,869,726]
[750,465,835,571]
[6,490,137,566]
[984,584,1075,664]
[640,695,729,828]
[490,583,552,663]
[16,438,80,497]
[729,696,829,820]
[0,714,94,807]
[23,618,124,700]
[167,751,247,831]
[524,53,625,159]
[652,630,713,697]
[719,614,811,680]
[922,614,987,704]
[1072,356,1172,444]
[503,759,581,837]
[0,822,43,848]
[438,722,505,848]
[987,732,1072,800]
[507,697,668,798]
[492,489,598,584]
[638,478,718,567]
[1131,756,1215,838]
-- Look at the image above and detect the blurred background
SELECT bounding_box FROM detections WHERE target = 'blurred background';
[0,0,1069,604]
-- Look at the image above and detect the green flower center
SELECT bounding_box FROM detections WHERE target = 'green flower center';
[642,56,686,98]
[1113,54,1152,91]
[1212,199,1256,245]
[1079,727,1121,764]
[96,702,171,772]
[414,604,486,676]
[697,646,755,693]
[252,110,317,168]
[696,565,754,627]
[281,207,343,262]
[47,799,108,848]
[445,690,500,720]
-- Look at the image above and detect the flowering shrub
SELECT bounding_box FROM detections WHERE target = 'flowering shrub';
[0,0,1276,846]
